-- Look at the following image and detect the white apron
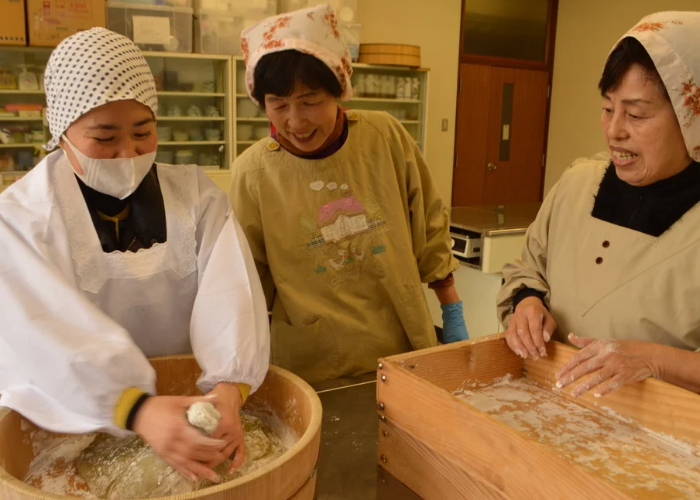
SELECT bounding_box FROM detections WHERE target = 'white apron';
[0,151,270,435]
[54,154,199,356]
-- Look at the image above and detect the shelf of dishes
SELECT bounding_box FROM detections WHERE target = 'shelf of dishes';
[157,102,223,118]
[155,148,223,167]
[157,117,225,121]
[0,143,42,149]
[351,73,422,100]
[0,100,227,120]
[236,117,420,124]
[0,90,225,97]
[0,117,44,122]
[156,125,223,143]
[0,90,45,95]
[0,143,227,172]
[234,94,420,104]
[157,91,225,97]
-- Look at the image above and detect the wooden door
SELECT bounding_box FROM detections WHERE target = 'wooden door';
[452,63,491,207]
[452,63,549,206]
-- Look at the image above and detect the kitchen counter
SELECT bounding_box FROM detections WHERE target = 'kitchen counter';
[422,203,542,337]
[451,203,541,237]
[312,373,422,500]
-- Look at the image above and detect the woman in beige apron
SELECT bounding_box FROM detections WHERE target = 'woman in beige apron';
[497,12,700,398]
[230,4,469,385]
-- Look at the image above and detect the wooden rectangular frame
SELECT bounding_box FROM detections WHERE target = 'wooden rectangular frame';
[377,334,700,500]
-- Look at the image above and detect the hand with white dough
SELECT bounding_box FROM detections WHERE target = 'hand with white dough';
[505,296,557,360]
[132,395,227,483]
[207,383,246,473]
[555,334,659,398]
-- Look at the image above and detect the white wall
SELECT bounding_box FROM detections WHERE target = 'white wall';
[356,0,462,207]
[544,0,700,194]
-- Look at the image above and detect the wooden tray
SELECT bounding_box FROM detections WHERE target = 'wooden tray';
[358,43,421,67]
[0,357,322,500]
[377,334,700,499]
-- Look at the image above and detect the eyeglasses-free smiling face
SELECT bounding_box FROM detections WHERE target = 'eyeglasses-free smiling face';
[264,82,338,153]
[60,100,157,174]
[601,65,691,187]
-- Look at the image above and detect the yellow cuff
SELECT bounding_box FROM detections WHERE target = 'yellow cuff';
[237,383,251,404]
[114,387,146,429]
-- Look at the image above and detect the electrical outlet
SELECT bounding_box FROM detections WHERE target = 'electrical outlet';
[441,119,448,131]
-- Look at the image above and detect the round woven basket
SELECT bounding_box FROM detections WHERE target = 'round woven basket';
[0,357,322,500]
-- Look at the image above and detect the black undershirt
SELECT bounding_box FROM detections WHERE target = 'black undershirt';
[77,166,167,253]
[512,160,700,310]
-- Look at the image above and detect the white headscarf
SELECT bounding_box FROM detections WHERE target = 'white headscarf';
[610,12,700,161]
[44,27,158,150]
[241,3,353,105]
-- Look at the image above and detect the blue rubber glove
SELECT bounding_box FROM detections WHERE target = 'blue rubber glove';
[441,301,469,343]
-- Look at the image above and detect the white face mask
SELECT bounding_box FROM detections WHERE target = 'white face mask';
[62,136,156,200]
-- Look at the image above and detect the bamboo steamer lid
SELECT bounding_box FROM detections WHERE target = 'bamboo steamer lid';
[0,358,323,500]
[358,43,421,67]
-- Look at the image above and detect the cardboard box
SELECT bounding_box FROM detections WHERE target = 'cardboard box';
[377,334,700,500]
[0,0,27,46]
[26,0,106,47]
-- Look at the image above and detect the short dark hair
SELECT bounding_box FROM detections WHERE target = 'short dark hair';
[598,37,669,100]
[252,50,343,108]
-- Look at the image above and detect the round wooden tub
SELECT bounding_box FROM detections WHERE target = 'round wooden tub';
[0,356,322,500]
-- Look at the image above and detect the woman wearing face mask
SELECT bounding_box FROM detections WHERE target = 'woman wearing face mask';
[0,28,269,483]
[497,12,700,398]
[229,4,467,385]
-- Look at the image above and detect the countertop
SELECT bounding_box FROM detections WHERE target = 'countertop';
[451,203,541,236]
[312,373,422,500]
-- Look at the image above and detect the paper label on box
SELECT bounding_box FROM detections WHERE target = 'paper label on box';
[133,16,170,45]
[56,1,93,19]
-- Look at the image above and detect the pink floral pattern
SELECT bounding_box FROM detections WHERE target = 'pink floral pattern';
[262,16,292,50]
[241,4,354,105]
[241,37,250,65]
[630,20,683,32]
[693,146,700,161]
[618,12,700,159]
[680,79,700,127]
[323,11,340,40]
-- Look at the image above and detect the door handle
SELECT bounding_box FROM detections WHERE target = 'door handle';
[487,162,497,171]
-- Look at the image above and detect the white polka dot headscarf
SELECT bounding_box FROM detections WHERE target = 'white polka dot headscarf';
[44,27,158,151]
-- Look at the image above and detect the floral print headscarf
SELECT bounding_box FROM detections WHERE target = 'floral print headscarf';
[241,3,353,106]
[610,11,700,161]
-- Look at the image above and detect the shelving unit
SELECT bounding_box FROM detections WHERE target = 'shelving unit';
[160,141,226,146]
[0,90,44,95]
[156,117,226,122]
[232,56,429,163]
[0,49,429,192]
[143,52,232,176]
[0,117,43,122]
[0,143,40,149]
[157,91,226,97]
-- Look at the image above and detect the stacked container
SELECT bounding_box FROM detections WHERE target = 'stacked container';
[107,1,195,53]
[194,0,277,55]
